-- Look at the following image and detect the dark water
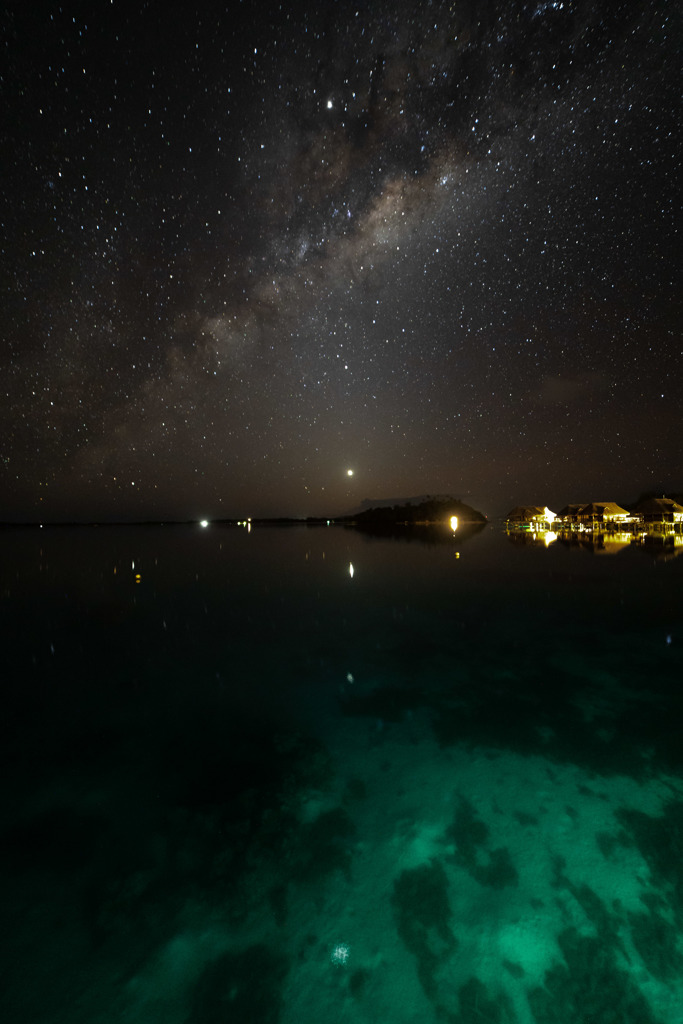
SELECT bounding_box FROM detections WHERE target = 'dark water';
[1,524,681,1023]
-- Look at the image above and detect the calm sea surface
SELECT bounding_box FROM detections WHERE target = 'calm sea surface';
[1,524,681,1023]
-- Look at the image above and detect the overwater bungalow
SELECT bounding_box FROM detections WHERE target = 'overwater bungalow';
[504,505,557,531]
[574,502,631,527]
[633,496,683,528]
[556,503,586,524]
[552,501,636,536]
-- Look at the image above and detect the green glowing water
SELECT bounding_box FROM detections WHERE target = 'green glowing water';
[1,525,681,1023]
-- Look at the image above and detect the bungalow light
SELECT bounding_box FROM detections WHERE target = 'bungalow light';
[450,516,458,532]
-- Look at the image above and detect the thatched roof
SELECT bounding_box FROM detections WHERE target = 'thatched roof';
[579,501,629,517]
[557,503,586,518]
[505,505,551,521]
[633,496,683,516]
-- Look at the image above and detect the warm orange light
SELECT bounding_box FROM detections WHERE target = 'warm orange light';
[450,516,458,531]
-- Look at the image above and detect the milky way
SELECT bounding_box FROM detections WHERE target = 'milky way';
[1,1,679,520]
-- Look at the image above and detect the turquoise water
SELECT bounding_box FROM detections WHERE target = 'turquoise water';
[1,524,681,1023]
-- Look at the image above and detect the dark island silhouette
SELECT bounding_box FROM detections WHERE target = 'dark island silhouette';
[341,495,486,525]
[329,495,487,545]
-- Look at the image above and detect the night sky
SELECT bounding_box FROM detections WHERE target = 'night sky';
[1,1,679,522]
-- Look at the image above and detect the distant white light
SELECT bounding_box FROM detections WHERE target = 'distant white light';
[349,562,354,578]
[200,520,209,528]
[327,99,333,109]
[347,469,354,476]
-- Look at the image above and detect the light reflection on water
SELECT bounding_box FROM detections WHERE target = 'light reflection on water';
[505,525,683,560]
[0,525,681,1023]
